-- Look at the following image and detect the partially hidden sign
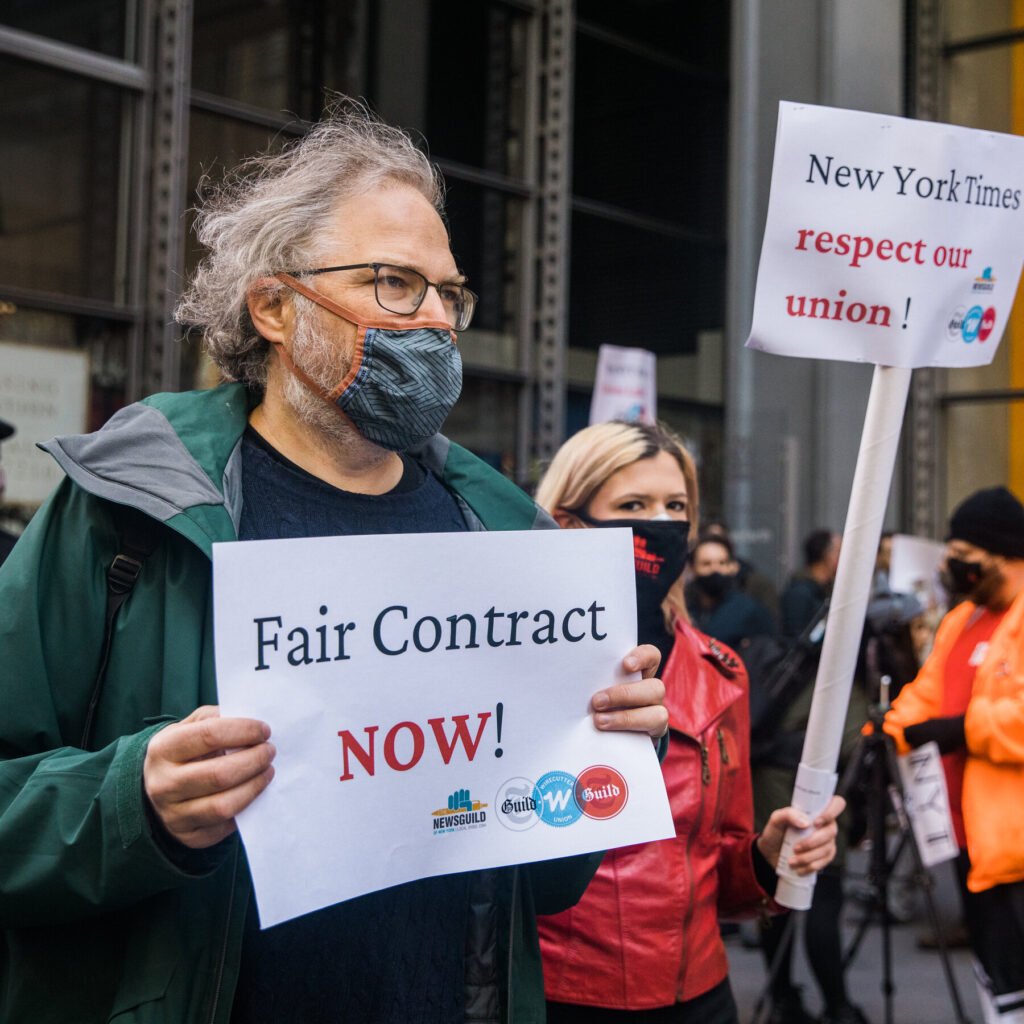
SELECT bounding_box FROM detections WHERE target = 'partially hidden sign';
[213,528,673,928]
[747,101,1024,368]
[589,344,657,425]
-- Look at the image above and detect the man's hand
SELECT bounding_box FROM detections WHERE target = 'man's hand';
[590,644,669,740]
[143,705,276,849]
[756,795,846,874]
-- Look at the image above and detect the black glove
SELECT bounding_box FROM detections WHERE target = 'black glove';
[903,715,966,755]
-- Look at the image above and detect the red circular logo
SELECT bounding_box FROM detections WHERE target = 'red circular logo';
[575,765,629,820]
[978,307,996,342]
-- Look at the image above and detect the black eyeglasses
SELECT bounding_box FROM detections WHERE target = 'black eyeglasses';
[283,262,477,331]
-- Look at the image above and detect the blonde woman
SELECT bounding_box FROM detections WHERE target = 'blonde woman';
[535,421,844,1024]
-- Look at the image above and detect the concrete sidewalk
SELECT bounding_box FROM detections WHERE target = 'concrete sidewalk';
[726,846,984,1024]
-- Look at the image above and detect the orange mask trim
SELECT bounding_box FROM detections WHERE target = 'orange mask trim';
[273,272,457,405]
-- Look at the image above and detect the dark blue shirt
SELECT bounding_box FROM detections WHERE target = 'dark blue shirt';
[231,427,471,1024]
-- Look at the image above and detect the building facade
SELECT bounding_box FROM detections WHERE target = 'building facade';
[0,0,1020,580]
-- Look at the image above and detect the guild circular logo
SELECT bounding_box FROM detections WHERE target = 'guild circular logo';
[532,770,582,827]
[575,765,629,820]
[978,307,996,343]
[946,307,966,341]
[495,776,541,832]
[961,305,984,343]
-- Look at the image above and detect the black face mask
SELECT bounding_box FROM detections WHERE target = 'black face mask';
[694,571,734,602]
[942,557,982,599]
[574,512,690,656]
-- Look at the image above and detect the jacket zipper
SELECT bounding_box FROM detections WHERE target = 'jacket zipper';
[710,729,728,832]
[208,844,240,1024]
[717,727,730,765]
[678,733,709,992]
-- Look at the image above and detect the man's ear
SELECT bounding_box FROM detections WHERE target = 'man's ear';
[247,279,292,345]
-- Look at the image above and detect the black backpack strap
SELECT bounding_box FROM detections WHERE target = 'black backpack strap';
[80,505,160,749]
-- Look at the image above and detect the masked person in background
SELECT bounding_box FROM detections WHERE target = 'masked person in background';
[533,420,845,1024]
[884,485,1024,1023]
[0,101,671,1024]
[685,532,777,651]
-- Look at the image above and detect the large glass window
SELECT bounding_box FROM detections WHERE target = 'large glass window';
[572,29,727,230]
[569,212,722,357]
[426,0,530,179]
[1,0,131,60]
[445,180,523,362]
[566,4,730,507]
[192,0,367,117]
[0,59,132,304]
[575,0,728,71]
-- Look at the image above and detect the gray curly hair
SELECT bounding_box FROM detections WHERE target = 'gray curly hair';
[175,98,445,390]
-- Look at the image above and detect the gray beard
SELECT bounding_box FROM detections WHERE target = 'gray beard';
[282,300,389,465]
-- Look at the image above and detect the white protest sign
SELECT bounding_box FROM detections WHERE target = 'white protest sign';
[748,102,1024,368]
[0,342,90,504]
[589,344,657,424]
[898,742,958,867]
[213,528,673,928]
[890,533,946,610]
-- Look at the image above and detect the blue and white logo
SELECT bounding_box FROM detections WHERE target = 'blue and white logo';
[961,305,984,343]
[533,770,582,827]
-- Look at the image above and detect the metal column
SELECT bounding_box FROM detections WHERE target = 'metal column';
[141,0,193,397]
[907,0,943,537]
[532,0,574,464]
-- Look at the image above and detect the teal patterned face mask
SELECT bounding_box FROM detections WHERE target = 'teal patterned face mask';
[273,272,463,452]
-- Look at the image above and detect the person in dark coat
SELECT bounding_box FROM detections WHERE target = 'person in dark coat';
[780,529,840,638]
[701,518,779,619]
[686,535,777,650]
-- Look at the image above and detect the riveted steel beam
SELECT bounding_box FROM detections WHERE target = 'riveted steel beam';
[532,0,574,465]
[907,0,943,537]
[141,0,193,397]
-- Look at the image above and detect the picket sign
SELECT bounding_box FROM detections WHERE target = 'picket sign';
[213,527,674,927]
[589,344,657,425]
[747,102,1024,909]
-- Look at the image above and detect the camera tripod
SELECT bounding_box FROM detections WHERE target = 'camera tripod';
[750,705,973,1024]
[839,706,973,1024]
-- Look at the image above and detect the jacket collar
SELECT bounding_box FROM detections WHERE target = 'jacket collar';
[661,619,746,738]
[39,383,549,556]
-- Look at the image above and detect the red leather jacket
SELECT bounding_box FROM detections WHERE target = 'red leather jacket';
[538,620,772,1008]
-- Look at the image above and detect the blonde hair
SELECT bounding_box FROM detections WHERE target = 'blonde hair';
[535,420,699,625]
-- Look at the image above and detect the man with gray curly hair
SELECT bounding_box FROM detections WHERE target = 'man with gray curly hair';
[0,101,668,1023]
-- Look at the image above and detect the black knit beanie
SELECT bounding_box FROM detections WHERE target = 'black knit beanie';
[946,486,1024,559]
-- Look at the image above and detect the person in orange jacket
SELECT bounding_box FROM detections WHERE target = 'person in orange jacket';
[883,485,1024,1022]
[534,420,845,1024]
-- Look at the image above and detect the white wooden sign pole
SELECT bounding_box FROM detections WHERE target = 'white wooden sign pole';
[774,363,912,909]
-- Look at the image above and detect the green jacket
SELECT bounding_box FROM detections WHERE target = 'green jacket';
[0,384,602,1024]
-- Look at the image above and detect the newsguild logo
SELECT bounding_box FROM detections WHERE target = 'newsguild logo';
[431,788,488,835]
[972,267,996,292]
[495,777,541,832]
